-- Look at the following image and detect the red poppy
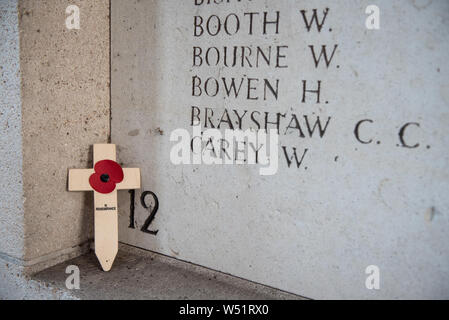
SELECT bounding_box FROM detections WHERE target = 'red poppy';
[89,160,124,194]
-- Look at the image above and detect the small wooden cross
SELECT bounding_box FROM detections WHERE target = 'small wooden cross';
[68,144,140,271]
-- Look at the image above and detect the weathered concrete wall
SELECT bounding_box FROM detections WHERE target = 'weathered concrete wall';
[0,0,25,263]
[19,0,110,263]
[1,0,110,298]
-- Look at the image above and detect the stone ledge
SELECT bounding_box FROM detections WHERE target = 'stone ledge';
[32,244,306,300]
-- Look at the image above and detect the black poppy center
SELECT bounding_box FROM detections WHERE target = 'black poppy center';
[100,173,110,183]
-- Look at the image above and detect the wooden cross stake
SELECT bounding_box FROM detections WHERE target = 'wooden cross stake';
[68,144,140,271]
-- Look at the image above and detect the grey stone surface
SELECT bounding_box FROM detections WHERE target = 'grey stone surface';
[0,259,78,300]
[33,244,305,300]
[112,0,449,299]
[0,0,25,261]
[1,0,110,297]
[18,0,110,263]
[1,0,448,301]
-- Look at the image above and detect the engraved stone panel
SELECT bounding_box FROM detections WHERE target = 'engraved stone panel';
[112,0,449,299]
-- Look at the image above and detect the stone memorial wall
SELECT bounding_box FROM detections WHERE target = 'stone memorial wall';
[112,0,449,299]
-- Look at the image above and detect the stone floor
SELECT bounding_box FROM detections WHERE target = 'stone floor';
[33,244,306,300]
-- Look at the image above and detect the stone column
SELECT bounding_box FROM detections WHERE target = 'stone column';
[0,0,110,298]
